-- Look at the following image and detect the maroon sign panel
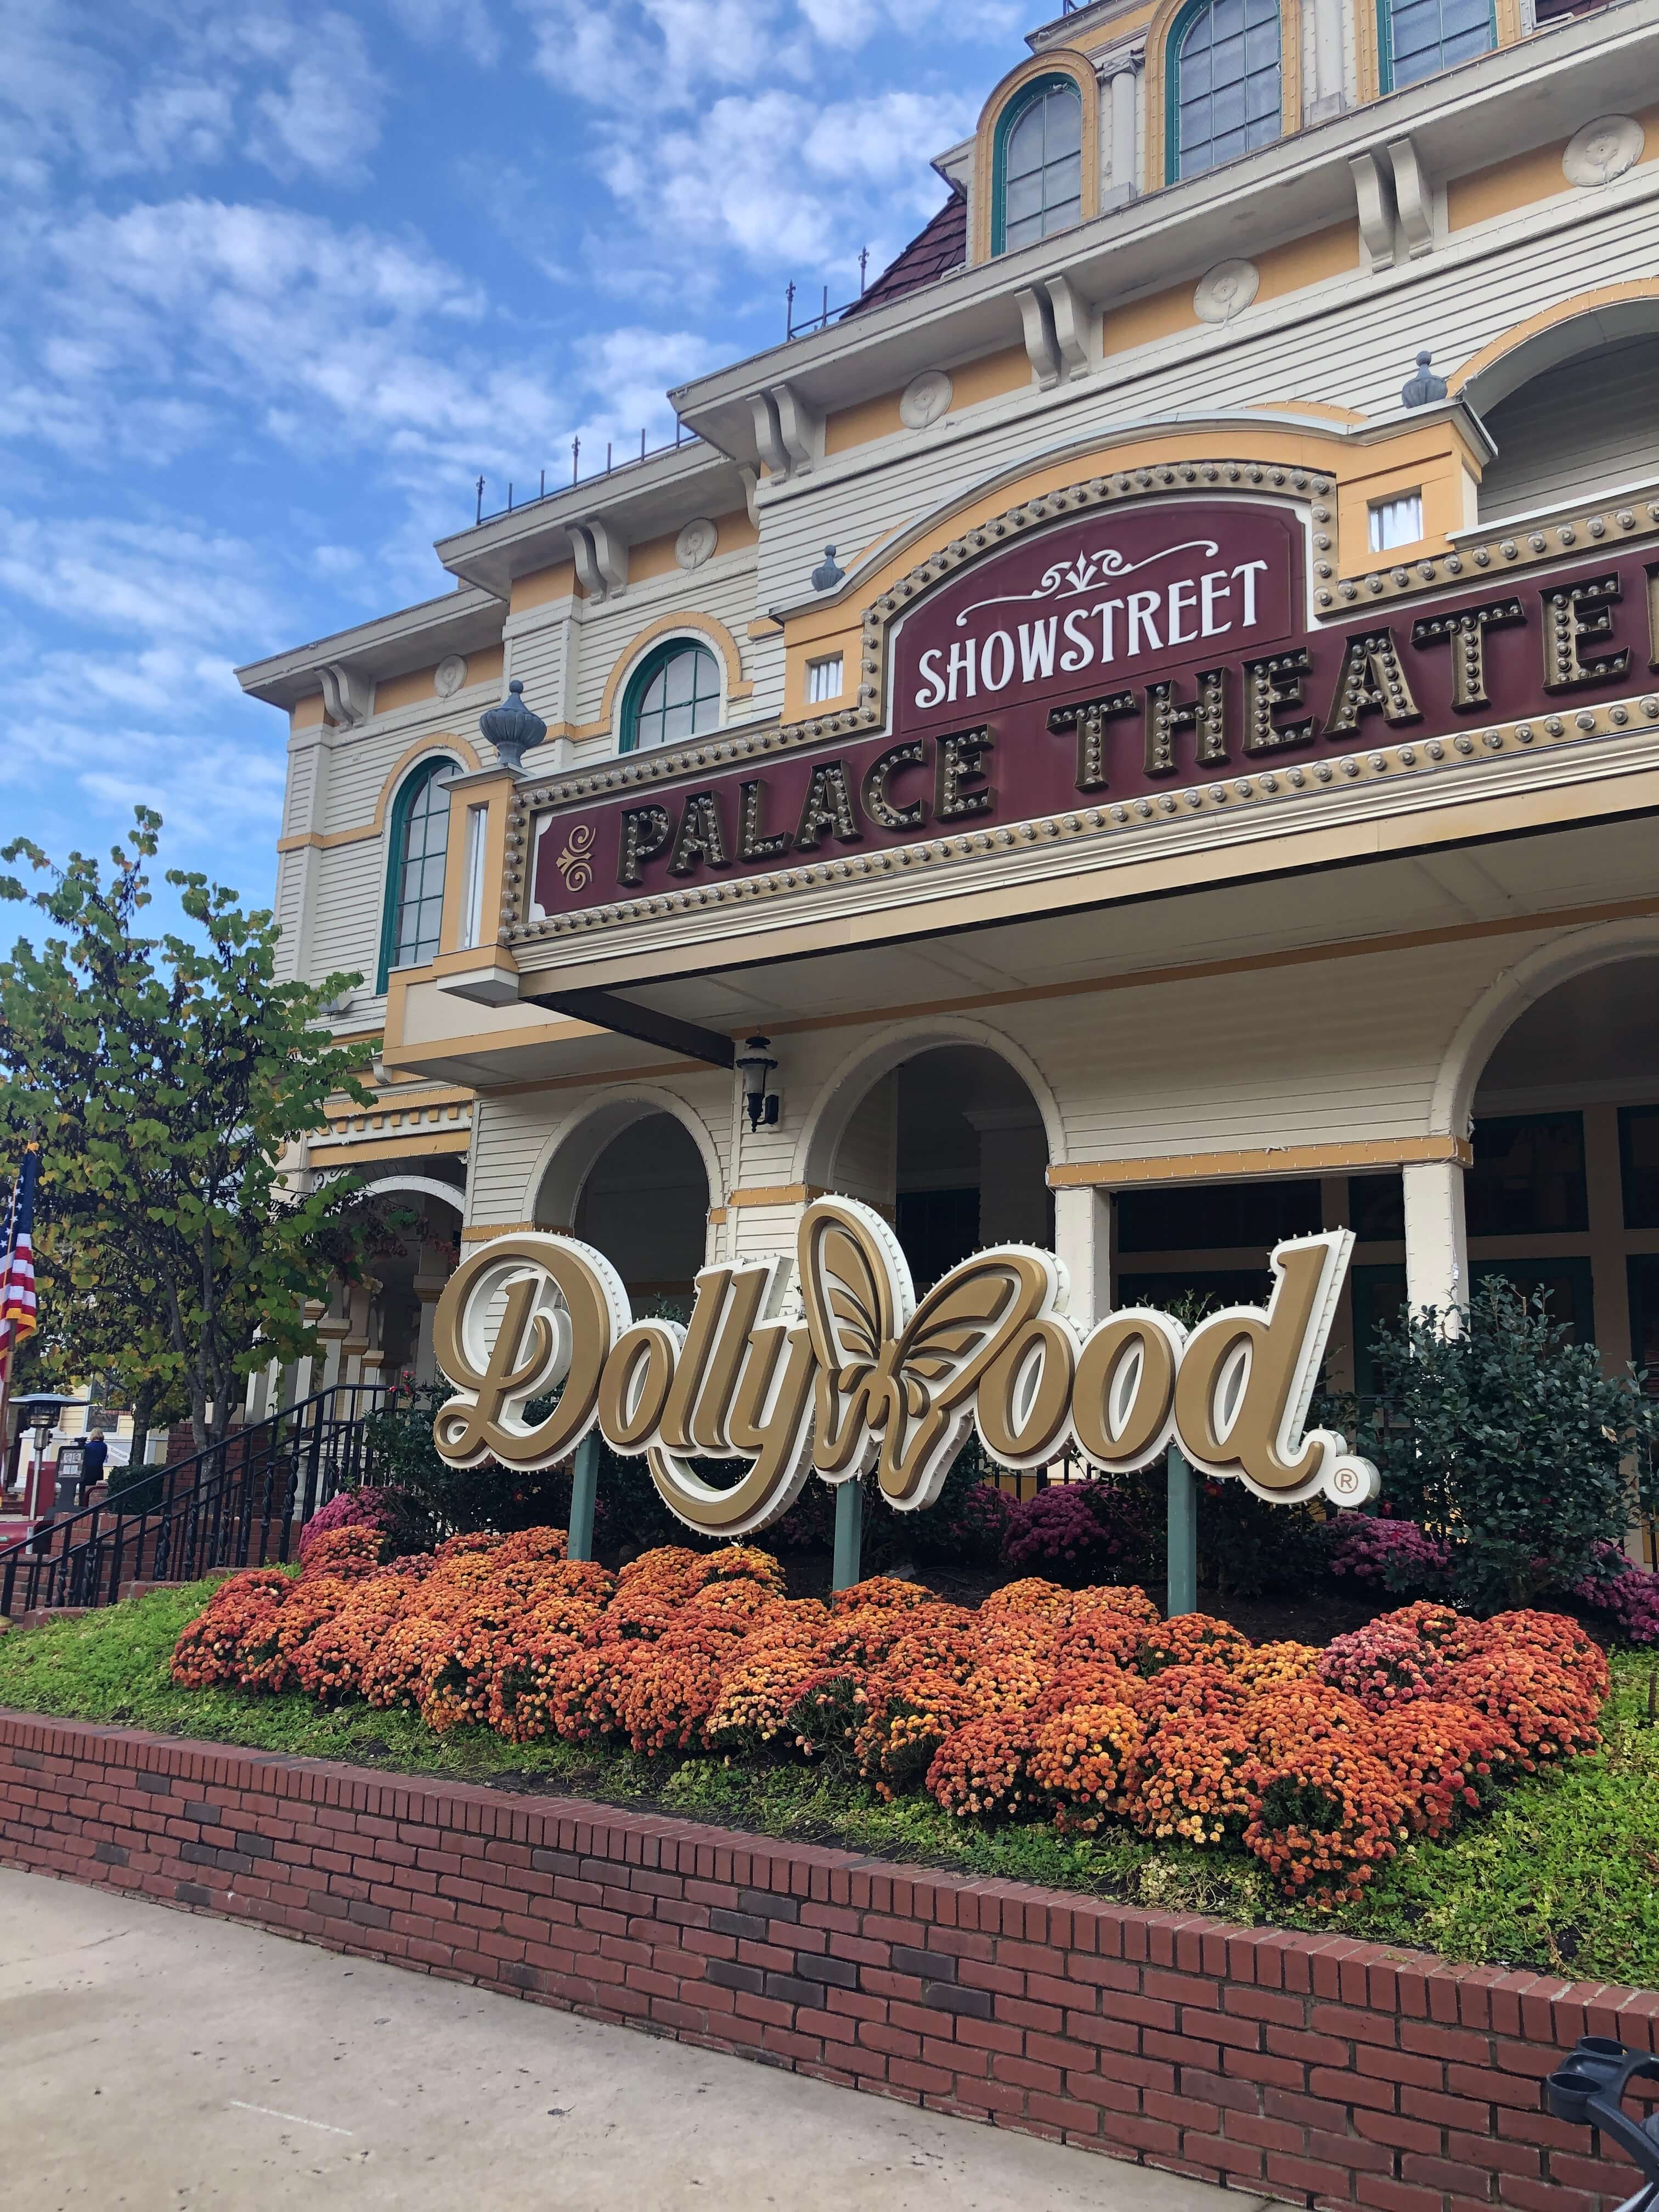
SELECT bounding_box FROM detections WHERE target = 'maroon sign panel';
[530,499,1654,916]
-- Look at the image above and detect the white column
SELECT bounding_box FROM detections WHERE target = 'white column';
[1104,58,1141,208]
[413,1250,452,1387]
[1403,1159,1469,1333]
[969,1109,1048,1249]
[1053,1185,1115,1334]
[1309,0,1345,121]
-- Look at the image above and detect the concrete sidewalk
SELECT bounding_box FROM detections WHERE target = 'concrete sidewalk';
[0,1866,1266,2212]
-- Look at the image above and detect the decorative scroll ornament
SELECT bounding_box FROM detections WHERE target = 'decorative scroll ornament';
[555,820,595,891]
[954,538,1219,625]
[431,1199,1379,1535]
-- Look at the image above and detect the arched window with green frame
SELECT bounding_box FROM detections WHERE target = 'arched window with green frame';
[1377,0,1493,91]
[991,74,1084,256]
[1167,0,1282,183]
[619,637,722,754]
[376,755,457,992]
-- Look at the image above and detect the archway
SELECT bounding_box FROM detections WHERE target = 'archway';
[358,1173,465,1385]
[568,1113,712,1322]
[826,1042,1053,1293]
[1473,315,1659,522]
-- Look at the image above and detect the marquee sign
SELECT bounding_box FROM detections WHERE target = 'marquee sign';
[527,494,1656,920]
[431,1199,1379,1537]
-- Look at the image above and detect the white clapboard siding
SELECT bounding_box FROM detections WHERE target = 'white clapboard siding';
[469,1077,737,1231]
[1478,332,1659,520]
[565,560,758,733]
[749,180,1659,607]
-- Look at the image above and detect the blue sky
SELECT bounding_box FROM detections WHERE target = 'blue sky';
[1,0,1026,927]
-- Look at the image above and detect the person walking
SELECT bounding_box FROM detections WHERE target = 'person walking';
[79,1427,108,1502]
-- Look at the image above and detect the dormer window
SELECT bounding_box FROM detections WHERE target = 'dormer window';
[994,76,1084,255]
[1170,0,1283,181]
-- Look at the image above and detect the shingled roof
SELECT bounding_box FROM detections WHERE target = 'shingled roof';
[842,194,967,320]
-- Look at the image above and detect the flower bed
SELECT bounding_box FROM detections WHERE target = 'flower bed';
[168,1531,1613,1911]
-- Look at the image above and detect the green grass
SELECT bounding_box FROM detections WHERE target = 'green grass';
[3,1583,1656,1988]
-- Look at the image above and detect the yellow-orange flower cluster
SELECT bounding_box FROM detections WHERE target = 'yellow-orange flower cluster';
[171,1539,1606,1904]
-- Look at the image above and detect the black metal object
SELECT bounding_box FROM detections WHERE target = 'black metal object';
[0,1383,400,1621]
[1547,2038,1659,2212]
[524,986,737,1069]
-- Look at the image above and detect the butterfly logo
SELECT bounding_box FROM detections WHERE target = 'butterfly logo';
[796,1196,1063,1509]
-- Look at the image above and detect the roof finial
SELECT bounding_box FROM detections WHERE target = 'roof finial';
[1401,349,1448,408]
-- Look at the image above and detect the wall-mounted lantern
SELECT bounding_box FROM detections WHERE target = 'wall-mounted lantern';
[735,1035,781,1130]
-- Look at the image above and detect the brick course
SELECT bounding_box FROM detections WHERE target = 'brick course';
[2,1707,1654,2209]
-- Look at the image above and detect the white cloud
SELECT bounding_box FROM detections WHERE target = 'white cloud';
[606,86,973,275]
[0,508,285,645]
[387,0,503,68]
[249,12,386,179]
[0,0,387,189]
[513,0,810,110]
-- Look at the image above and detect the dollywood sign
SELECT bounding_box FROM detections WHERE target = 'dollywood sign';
[430,1198,1379,1536]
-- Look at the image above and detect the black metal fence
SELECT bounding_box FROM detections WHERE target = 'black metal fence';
[0,1383,402,1621]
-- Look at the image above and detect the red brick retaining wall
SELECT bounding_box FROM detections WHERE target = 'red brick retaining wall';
[3,1708,1654,2212]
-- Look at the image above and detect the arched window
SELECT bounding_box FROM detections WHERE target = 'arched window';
[1380,0,1493,90]
[1169,0,1282,182]
[993,76,1084,256]
[376,757,456,991]
[620,639,721,753]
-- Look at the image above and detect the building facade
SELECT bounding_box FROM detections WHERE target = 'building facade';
[240,0,1659,1544]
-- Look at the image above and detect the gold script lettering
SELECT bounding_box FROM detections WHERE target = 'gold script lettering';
[430,1206,1378,1526]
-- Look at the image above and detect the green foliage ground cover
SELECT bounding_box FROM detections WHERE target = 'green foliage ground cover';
[3,1581,1656,1989]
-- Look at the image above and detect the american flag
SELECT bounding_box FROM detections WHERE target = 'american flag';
[0,1146,40,1380]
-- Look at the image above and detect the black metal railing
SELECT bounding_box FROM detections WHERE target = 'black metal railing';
[0,1381,404,1621]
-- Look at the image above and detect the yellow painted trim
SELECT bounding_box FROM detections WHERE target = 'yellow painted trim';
[970,48,1100,267]
[308,1128,471,1165]
[725,1183,830,1210]
[823,349,1030,459]
[375,647,503,716]
[274,734,483,853]
[438,771,516,955]
[1146,0,1302,193]
[1448,103,1659,233]
[290,696,326,732]
[509,561,578,614]
[328,1081,475,1114]
[1449,278,1659,396]
[461,1220,539,1242]
[1050,1136,1474,1191]
[1068,0,1158,50]
[781,421,1477,661]
[594,610,752,744]
[1248,398,1366,425]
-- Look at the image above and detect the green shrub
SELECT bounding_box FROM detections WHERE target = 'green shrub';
[1355,1280,1658,1613]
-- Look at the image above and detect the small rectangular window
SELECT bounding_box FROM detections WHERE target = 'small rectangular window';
[806,653,843,704]
[459,804,487,950]
[1368,493,1424,552]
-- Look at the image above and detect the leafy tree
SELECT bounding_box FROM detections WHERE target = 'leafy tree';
[1356,1280,1659,1611]
[0,809,382,1448]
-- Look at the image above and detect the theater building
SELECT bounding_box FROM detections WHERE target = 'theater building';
[239,0,1659,1534]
